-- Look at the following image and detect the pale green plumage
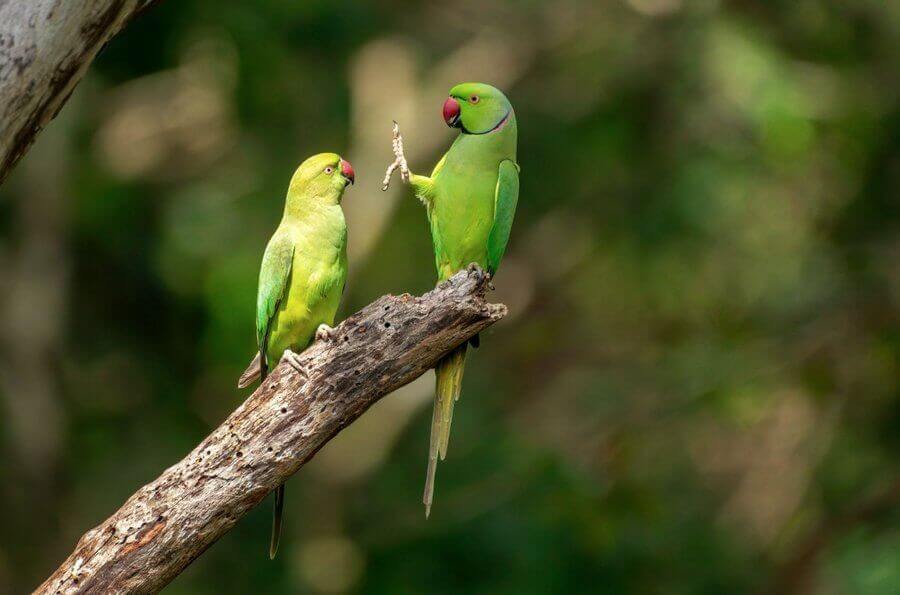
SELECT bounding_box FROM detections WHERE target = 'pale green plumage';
[240,152,352,558]
[258,200,347,369]
[408,83,519,516]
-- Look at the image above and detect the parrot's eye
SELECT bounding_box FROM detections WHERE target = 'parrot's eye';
[324,166,334,174]
[468,95,480,104]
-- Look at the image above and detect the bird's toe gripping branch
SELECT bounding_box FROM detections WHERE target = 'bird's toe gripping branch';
[382,120,410,191]
[315,323,336,343]
[467,262,494,290]
[281,349,307,378]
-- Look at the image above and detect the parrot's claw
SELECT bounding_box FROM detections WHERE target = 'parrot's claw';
[382,120,410,191]
[282,349,307,378]
[315,323,336,343]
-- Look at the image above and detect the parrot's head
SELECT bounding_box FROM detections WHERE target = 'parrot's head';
[289,152,354,204]
[443,83,513,135]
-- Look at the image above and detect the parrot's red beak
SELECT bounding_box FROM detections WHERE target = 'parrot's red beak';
[340,158,354,185]
[443,97,461,128]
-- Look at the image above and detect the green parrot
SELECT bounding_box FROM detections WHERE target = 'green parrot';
[238,152,355,558]
[383,82,519,516]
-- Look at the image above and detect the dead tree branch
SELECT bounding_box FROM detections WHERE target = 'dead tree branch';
[0,0,157,185]
[34,267,505,594]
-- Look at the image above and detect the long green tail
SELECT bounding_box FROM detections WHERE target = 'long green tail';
[424,343,467,517]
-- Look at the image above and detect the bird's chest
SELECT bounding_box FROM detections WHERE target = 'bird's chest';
[287,227,346,310]
[431,162,498,268]
[269,223,346,355]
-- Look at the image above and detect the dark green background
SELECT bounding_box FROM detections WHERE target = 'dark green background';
[1,1,898,593]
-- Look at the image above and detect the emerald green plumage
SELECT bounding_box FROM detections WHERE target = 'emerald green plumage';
[240,152,353,558]
[487,160,520,275]
[406,83,520,515]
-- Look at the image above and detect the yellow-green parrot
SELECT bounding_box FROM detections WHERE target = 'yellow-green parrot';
[383,82,519,516]
[238,152,354,557]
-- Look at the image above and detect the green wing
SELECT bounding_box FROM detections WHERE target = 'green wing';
[256,232,294,366]
[486,160,520,275]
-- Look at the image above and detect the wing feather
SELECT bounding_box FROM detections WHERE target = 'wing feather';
[486,160,520,275]
[256,232,295,369]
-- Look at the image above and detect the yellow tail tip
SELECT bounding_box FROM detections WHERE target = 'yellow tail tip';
[269,534,280,559]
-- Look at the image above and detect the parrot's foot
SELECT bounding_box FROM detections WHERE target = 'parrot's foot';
[465,263,494,289]
[382,120,410,191]
[282,349,308,378]
[315,323,336,343]
[484,269,495,290]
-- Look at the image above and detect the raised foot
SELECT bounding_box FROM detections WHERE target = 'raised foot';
[382,120,410,191]
[315,323,336,343]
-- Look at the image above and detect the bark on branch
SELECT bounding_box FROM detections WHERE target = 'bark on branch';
[35,267,506,594]
[0,0,156,185]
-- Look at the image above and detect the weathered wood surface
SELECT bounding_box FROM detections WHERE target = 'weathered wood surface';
[0,0,156,185]
[34,267,505,594]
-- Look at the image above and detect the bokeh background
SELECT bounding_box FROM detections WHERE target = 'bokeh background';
[1,0,899,593]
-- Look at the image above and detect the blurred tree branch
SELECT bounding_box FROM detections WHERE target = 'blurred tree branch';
[34,268,505,595]
[0,0,158,186]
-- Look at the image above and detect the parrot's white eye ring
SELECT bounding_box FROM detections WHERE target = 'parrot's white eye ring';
[324,166,334,174]
[468,95,480,104]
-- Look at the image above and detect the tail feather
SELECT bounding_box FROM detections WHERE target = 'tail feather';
[438,346,466,460]
[237,352,263,388]
[269,484,285,559]
[423,343,467,517]
[424,401,441,519]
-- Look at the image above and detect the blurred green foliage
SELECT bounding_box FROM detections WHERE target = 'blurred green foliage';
[0,0,898,593]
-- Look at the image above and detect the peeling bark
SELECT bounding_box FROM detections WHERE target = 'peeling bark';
[34,267,506,594]
[0,0,156,185]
